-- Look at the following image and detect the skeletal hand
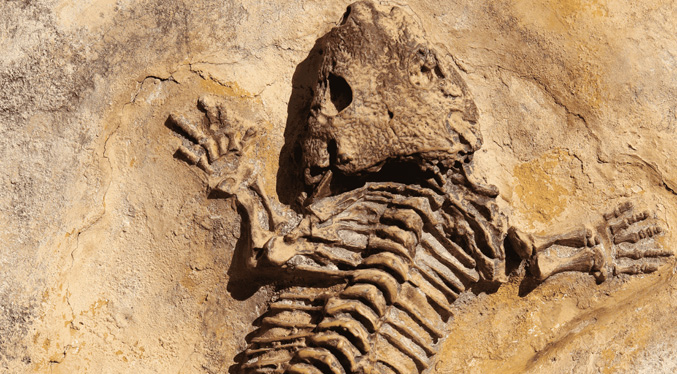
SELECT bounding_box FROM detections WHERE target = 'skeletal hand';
[168,95,286,262]
[600,201,672,277]
[516,201,672,283]
[168,95,258,195]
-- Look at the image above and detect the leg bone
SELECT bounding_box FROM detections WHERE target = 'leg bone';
[530,247,598,281]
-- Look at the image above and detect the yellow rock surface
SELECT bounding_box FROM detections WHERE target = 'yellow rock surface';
[1,1,676,373]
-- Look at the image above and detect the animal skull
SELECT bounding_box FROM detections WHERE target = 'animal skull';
[300,1,481,198]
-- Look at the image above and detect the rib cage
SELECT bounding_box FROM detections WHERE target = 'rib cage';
[241,181,506,374]
[241,287,335,373]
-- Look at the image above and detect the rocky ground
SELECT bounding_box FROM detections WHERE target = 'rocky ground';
[1,0,676,373]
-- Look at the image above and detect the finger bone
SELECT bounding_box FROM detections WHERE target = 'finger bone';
[170,113,207,143]
[614,262,659,275]
[200,136,220,162]
[177,143,203,164]
[196,154,213,174]
[216,134,229,155]
[242,126,257,142]
[197,96,221,126]
[616,247,673,260]
[604,201,633,221]
[614,226,662,244]
[609,211,650,235]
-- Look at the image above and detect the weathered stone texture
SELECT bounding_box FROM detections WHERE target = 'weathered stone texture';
[1,1,676,373]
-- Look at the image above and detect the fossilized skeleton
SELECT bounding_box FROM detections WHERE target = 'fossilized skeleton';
[168,2,672,373]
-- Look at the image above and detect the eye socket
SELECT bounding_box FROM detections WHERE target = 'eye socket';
[328,73,353,113]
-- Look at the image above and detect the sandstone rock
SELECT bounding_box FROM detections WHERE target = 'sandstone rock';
[1,1,676,373]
